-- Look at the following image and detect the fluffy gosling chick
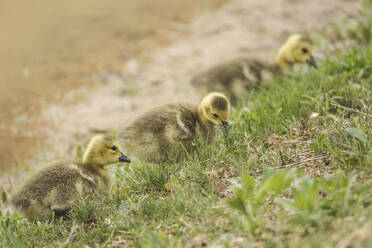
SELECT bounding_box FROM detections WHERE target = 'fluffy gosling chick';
[191,34,317,104]
[119,92,230,162]
[10,135,130,221]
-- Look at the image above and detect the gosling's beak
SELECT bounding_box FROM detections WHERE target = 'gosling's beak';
[221,121,229,128]
[118,152,131,163]
[307,56,318,69]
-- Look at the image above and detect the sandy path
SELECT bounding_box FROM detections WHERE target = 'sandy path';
[1,0,361,192]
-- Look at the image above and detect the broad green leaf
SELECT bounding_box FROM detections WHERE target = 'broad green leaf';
[293,178,319,212]
[260,169,277,185]
[309,142,318,152]
[319,133,327,143]
[345,127,367,143]
[256,169,296,204]
[275,198,299,211]
[240,170,255,197]
[235,188,246,200]
[227,198,246,214]
[76,145,83,159]
[148,232,163,247]
[1,190,7,204]
[9,234,26,248]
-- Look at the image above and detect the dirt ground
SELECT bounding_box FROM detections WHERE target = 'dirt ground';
[0,0,361,182]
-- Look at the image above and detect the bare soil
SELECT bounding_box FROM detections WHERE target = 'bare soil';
[0,0,361,182]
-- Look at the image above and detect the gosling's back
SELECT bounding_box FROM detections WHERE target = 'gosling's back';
[191,58,279,104]
[120,103,208,162]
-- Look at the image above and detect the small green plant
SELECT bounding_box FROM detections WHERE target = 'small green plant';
[137,231,181,248]
[217,124,233,150]
[227,169,299,232]
[76,145,83,160]
[276,172,362,226]
[0,215,27,248]
[345,127,367,144]
[1,189,7,206]
[309,133,328,152]
[276,177,323,225]
[320,171,368,218]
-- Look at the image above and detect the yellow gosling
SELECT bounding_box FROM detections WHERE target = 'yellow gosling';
[10,135,130,221]
[119,92,230,163]
[191,34,317,104]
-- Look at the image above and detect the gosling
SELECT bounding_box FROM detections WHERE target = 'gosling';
[10,135,130,221]
[191,34,318,104]
[119,92,230,163]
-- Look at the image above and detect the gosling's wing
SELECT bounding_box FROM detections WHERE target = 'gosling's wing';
[170,104,199,143]
[10,161,80,220]
[191,58,261,87]
[11,161,66,206]
[119,105,177,162]
[191,60,244,89]
[123,105,173,137]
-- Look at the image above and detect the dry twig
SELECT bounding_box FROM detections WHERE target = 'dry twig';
[64,221,79,246]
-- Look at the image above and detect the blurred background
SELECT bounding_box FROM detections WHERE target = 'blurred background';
[0,0,360,176]
[0,0,227,174]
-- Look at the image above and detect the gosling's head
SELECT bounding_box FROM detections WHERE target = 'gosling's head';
[275,34,317,70]
[82,135,130,167]
[199,92,231,127]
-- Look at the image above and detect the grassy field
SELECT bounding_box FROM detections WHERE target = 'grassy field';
[1,3,372,248]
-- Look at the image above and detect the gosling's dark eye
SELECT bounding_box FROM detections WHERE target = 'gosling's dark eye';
[302,48,308,53]
[213,113,219,118]
[111,146,117,151]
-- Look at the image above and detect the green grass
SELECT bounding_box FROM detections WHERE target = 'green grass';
[1,6,372,248]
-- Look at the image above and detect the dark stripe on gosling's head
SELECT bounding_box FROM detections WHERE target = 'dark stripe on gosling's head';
[101,135,114,142]
[211,96,228,110]
[299,35,313,44]
[91,135,115,147]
